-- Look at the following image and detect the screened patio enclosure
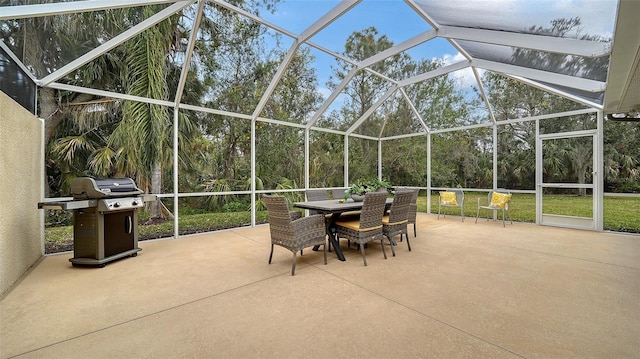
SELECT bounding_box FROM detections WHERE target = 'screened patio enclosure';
[1,0,638,237]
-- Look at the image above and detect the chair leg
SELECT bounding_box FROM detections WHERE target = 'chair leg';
[269,243,274,264]
[413,223,416,237]
[323,241,327,265]
[405,233,412,251]
[390,236,396,257]
[360,243,368,266]
[291,252,297,276]
[475,207,480,223]
[461,208,465,222]
[502,208,505,227]
[380,238,387,260]
[385,234,396,257]
[437,204,441,220]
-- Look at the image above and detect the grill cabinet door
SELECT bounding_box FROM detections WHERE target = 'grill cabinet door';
[104,210,136,257]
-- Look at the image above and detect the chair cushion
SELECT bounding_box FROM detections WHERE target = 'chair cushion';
[382,215,407,226]
[490,192,512,208]
[440,191,457,206]
[335,219,382,231]
[339,210,361,218]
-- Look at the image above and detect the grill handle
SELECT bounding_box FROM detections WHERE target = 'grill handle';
[125,215,133,234]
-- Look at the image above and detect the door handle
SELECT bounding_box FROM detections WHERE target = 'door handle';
[125,216,132,234]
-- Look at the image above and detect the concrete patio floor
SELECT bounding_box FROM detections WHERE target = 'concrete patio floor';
[2,213,639,358]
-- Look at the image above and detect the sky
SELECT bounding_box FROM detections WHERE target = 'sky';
[259,1,459,110]
[261,1,455,82]
[256,0,618,111]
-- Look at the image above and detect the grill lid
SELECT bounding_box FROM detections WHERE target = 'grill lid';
[71,177,143,199]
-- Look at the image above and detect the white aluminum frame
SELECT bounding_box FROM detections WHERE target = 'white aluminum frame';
[536,128,600,231]
[0,0,621,238]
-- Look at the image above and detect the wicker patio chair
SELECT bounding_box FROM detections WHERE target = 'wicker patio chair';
[306,188,329,201]
[264,195,327,275]
[395,187,419,237]
[437,189,465,221]
[334,192,388,266]
[331,188,347,200]
[305,189,330,216]
[475,190,512,227]
[382,190,413,256]
[329,188,360,225]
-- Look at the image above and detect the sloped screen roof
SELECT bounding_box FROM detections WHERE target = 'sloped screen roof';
[0,0,625,132]
[413,0,615,107]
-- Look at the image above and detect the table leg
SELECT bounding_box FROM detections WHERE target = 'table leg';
[327,213,345,261]
[312,213,345,261]
[327,230,344,261]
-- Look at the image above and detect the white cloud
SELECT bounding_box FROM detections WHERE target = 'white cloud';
[439,52,481,89]
[318,87,332,99]
[438,52,466,78]
[441,52,466,66]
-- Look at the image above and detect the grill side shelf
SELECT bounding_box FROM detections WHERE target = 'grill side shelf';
[143,194,157,203]
[38,200,97,210]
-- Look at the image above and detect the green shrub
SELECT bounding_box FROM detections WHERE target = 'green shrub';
[44,194,639,255]
[345,178,392,198]
[44,211,270,254]
[45,210,72,227]
[223,201,248,212]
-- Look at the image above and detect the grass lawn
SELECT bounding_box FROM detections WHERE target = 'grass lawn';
[44,211,270,254]
[45,193,638,254]
[424,192,640,233]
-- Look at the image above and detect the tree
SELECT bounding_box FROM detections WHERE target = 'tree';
[42,6,202,219]
[323,27,472,187]
[513,17,609,83]
[327,27,398,182]
[256,48,323,190]
[1,3,131,195]
[603,120,640,192]
[191,4,321,208]
[404,58,475,188]
[483,17,612,194]
[2,1,280,213]
[480,15,605,192]
[0,1,112,145]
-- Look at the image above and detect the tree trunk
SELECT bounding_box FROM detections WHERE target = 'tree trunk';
[574,145,591,197]
[39,87,60,197]
[38,88,102,196]
[150,162,164,219]
[576,166,586,196]
[40,88,100,143]
[39,87,62,143]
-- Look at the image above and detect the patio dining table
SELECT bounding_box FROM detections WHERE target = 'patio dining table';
[293,198,393,261]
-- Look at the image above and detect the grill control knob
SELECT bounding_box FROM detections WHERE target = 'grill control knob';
[113,202,121,208]
[132,200,139,206]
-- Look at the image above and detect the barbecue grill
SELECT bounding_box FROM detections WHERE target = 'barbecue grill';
[39,177,156,267]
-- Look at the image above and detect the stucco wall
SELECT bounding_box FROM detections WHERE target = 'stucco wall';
[0,91,43,298]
